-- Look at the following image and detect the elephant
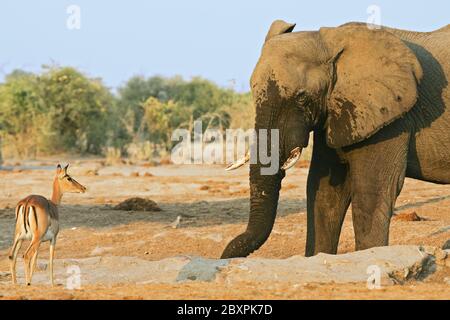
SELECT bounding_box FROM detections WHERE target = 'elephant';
[221,20,450,259]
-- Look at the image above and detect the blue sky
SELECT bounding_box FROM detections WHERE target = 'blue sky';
[0,0,448,92]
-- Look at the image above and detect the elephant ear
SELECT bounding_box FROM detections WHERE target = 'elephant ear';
[265,20,296,42]
[320,25,423,148]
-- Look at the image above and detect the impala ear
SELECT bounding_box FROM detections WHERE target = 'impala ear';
[265,20,296,42]
[56,164,64,177]
[320,25,423,148]
[64,164,69,174]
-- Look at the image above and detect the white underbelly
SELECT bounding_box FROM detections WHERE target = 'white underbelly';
[19,232,33,241]
[18,226,58,242]
[42,229,55,242]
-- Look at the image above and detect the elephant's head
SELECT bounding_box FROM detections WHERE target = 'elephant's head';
[221,20,422,259]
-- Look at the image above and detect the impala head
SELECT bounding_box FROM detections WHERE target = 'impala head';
[55,164,87,194]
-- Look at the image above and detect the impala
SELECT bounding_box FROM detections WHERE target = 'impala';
[8,164,86,286]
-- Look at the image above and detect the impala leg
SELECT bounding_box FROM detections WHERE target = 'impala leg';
[23,237,41,286]
[49,240,56,287]
[29,246,40,284]
[9,238,23,285]
[23,244,32,286]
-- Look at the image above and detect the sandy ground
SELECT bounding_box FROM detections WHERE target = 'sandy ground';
[0,159,449,299]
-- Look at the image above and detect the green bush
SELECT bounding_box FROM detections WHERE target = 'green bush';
[0,69,255,161]
[116,75,250,153]
[0,67,115,158]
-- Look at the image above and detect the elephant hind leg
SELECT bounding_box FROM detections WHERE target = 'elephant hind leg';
[348,131,409,251]
[306,132,351,257]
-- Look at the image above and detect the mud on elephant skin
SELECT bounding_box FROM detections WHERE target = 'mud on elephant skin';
[222,20,450,259]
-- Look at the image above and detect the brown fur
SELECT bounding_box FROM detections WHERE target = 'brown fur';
[8,164,86,286]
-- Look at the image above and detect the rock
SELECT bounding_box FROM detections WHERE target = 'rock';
[84,169,99,176]
[176,258,228,282]
[159,158,172,165]
[113,197,161,212]
[169,216,182,229]
[142,162,157,167]
[434,249,448,266]
[442,239,450,250]
[393,211,425,221]
[416,246,449,268]
[4,246,442,287]
[221,246,435,286]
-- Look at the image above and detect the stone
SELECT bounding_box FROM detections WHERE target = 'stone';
[113,197,161,212]
[442,239,450,250]
[3,246,440,287]
[220,246,434,286]
[393,211,425,221]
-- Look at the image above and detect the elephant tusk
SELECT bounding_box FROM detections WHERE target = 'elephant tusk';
[281,147,302,171]
[225,152,250,171]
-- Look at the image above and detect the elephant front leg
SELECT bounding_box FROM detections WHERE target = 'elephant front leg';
[350,169,407,250]
[347,130,409,251]
[306,133,351,256]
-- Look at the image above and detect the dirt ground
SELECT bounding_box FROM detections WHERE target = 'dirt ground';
[0,159,449,300]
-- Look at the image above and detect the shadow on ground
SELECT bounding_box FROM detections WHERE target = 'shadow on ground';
[0,197,306,250]
[395,195,450,211]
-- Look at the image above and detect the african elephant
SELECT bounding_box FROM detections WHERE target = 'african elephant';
[221,20,450,258]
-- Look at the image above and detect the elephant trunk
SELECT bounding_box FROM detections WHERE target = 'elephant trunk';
[221,100,288,259]
[221,163,285,258]
[221,124,307,258]
[221,77,310,259]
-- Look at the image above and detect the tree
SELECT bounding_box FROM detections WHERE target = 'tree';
[169,77,234,120]
[116,75,237,142]
[141,97,190,150]
[0,67,115,157]
[0,69,253,160]
[0,71,44,157]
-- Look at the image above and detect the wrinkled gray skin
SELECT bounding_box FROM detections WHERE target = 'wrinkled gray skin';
[221,21,450,259]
